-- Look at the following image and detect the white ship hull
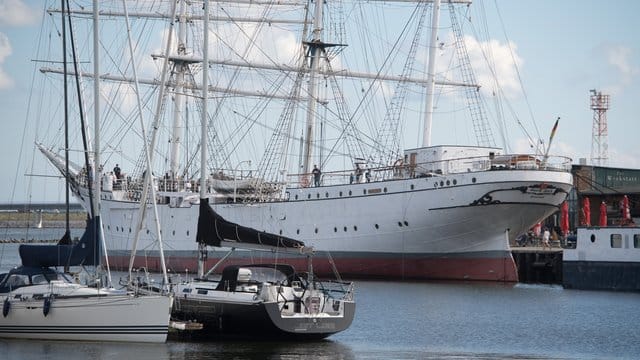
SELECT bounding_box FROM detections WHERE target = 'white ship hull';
[0,288,171,342]
[79,167,571,282]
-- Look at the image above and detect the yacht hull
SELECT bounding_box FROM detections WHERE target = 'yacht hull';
[172,297,355,339]
[0,294,172,342]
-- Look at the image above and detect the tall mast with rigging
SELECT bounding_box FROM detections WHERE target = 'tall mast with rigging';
[301,0,324,175]
[198,0,211,278]
[169,1,188,179]
[422,0,441,147]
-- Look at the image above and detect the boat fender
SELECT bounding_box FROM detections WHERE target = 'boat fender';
[43,297,52,317]
[2,298,9,317]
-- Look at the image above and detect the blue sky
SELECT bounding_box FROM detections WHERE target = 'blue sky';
[0,0,639,203]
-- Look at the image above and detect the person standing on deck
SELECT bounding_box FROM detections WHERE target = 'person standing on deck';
[542,228,551,249]
[312,165,321,187]
[355,164,362,183]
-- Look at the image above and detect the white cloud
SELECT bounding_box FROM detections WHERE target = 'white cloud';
[606,147,640,170]
[0,0,39,27]
[606,45,636,77]
[598,44,639,96]
[0,32,13,89]
[419,32,524,100]
[463,35,523,99]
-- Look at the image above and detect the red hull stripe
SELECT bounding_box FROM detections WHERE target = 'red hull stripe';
[110,253,518,282]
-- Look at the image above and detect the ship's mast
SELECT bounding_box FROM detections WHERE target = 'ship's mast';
[301,0,324,175]
[422,0,441,147]
[169,1,188,179]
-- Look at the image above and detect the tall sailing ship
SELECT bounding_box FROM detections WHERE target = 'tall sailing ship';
[35,0,572,281]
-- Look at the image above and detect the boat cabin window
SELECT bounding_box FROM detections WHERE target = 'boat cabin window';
[610,234,622,248]
[5,274,29,289]
[634,234,640,248]
[31,274,48,285]
[241,267,288,285]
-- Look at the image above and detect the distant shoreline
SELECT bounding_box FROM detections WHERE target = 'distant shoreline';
[0,239,60,244]
[0,220,86,228]
[0,211,87,229]
[0,212,86,243]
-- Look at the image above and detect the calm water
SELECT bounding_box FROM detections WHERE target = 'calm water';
[1,242,638,359]
[0,227,85,242]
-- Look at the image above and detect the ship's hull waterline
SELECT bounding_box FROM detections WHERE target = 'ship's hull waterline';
[85,168,572,282]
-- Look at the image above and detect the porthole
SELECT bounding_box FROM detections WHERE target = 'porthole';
[339,191,343,197]
[453,179,457,185]
[315,228,318,234]
[146,229,150,234]
[279,230,283,235]
[349,190,352,196]
[472,177,477,183]
[107,225,110,230]
[116,226,119,232]
[411,184,415,190]
[307,194,311,199]
[363,189,367,195]
[384,187,387,193]
[446,180,450,186]
[187,231,190,236]
[590,234,596,243]
[297,229,300,235]
[316,193,320,198]
[295,194,299,200]
[344,226,347,232]
[129,228,132,233]
[334,227,338,232]
[440,181,444,187]
[353,226,358,231]
[404,221,409,226]
[172,230,176,236]
[375,224,379,229]
[434,182,438,188]
[398,222,403,227]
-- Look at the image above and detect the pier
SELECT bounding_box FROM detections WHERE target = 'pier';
[512,247,563,284]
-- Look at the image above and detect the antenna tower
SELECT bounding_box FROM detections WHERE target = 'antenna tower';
[590,89,609,166]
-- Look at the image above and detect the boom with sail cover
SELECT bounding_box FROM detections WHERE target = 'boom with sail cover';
[19,217,100,268]
[196,199,305,250]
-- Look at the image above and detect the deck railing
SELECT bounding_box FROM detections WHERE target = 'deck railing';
[287,153,572,188]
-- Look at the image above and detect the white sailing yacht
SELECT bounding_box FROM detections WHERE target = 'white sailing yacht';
[0,0,172,342]
[37,0,573,282]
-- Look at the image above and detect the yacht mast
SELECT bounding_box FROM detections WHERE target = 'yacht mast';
[422,0,441,147]
[198,0,211,278]
[301,0,324,175]
[92,0,112,286]
[61,0,71,244]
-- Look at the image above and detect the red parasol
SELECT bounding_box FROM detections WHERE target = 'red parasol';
[532,222,542,237]
[621,195,631,224]
[561,201,569,236]
[582,197,591,226]
[599,201,607,227]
